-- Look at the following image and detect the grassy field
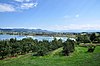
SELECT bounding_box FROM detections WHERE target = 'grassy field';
[0,46,100,66]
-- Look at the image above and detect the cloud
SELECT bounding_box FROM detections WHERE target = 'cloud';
[0,3,15,12]
[75,14,79,18]
[46,24,100,30]
[20,3,38,9]
[15,0,24,2]
[0,0,38,12]
[14,0,31,2]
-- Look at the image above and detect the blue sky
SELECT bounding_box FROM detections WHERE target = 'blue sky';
[0,0,100,31]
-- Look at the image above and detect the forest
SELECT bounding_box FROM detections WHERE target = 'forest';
[0,37,75,59]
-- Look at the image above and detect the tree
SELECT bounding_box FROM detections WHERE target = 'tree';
[87,45,96,52]
[10,38,16,43]
[90,33,96,42]
[94,37,100,43]
[62,39,75,56]
[50,38,60,50]
[36,42,48,56]
[57,39,63,48]
[76,35,91,43]
[0,41,10,59]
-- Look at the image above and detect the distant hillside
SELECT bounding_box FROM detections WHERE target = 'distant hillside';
[59,30,100,33]
[0,28,53,33]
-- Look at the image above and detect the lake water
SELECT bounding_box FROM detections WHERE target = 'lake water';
[0,34,75,41]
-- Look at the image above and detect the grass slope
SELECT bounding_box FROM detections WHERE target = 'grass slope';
[47,47,63,57]
[0,46,100,66]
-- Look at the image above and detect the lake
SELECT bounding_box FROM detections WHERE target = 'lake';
[0,34,75,41]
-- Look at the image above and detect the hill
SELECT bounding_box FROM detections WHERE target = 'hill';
[0,28,52,33]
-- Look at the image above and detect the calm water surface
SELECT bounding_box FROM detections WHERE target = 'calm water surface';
[0,34,70,41]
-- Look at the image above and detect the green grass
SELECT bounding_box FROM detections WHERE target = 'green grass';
[47,47,63,57]
[0,46,100,66]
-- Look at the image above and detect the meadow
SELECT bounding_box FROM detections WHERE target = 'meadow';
[0,46,100,66]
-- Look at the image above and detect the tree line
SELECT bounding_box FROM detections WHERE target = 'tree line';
[76,33,100,44]
[76,33,100,52]
[0,37,75,59]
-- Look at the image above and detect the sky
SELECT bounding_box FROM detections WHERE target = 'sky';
[0,0,100,31]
